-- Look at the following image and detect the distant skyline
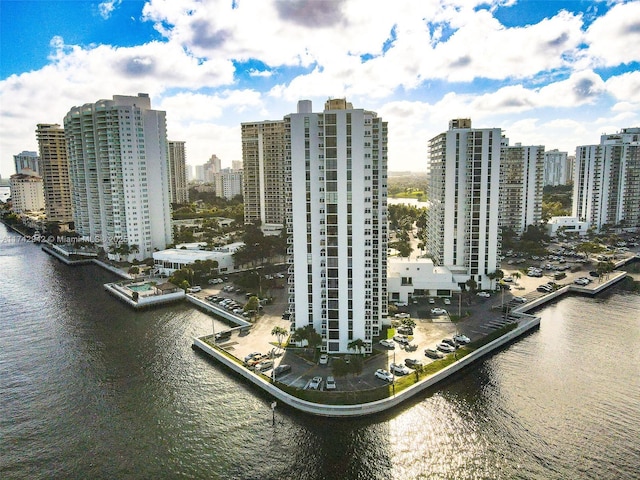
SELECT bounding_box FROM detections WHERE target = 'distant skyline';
[1,0,639,179]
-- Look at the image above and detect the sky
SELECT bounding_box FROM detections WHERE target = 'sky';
[1,0,639,178]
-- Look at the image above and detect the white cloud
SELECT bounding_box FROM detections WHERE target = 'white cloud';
[2,0,640,176]
[584,1,640,67]
[98,0,122,20]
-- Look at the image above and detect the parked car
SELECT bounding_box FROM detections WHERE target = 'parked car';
[308,376,322,390]
[512,296,527,303]
[453,334,471,345]
[425,348,444,359]
[397,326,413,335]
[319,354,329,365]
[431,308,447,315]
[437,342,456,353]
[442,338,459,348]
[477,291,491,298]
[379,339,396,349]
[393,334,409,345]
[405,358,423,368]
[187,286,202,293]
[537,284,553,293]
[428,298,435,304]
[254,360,274,372]
[390,363,411,375]
[273,364,291,377]
[325,376,336,390]
[375,369,394,382]
[394,312,411,319]
[443,298,451,305]
[244,351,262,363]
[214,330,232,341]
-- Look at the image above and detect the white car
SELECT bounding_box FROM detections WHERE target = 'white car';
[389,363,411,375]
[431,308,447,315]
[375,369,394,382]
[437,342,456,353]
[476,291,491,298]
[443,298,451,305]
[325,376,336,390]
[379,339,396,349]
[308,376,322,390]
[187,285,202,293]
[453,334,471,345]
[319,354,329,365]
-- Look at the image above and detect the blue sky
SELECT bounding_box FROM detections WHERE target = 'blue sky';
[1,0,639,178]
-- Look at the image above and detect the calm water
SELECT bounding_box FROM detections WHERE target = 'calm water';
[1,223,639,480]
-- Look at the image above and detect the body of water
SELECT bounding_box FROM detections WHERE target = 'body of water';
[1,223,639,479]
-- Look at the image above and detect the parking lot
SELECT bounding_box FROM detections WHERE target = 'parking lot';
[192,246,638,393]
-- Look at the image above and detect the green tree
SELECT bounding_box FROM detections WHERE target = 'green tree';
[347,339,366,356]
[271,326,288,349]
[331,358,350,378]
[466,278,478,292]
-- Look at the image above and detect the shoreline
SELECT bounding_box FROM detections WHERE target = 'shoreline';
[2,220,637,417]
[192,269,630,417]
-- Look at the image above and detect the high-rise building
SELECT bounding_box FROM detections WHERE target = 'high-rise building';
[285,99,388,354]
[501,141,544,234]
[64,93,172,259]
[9,169,45,214]
[543,149,570,186]
[241,120,286,227]
[573,128,640,232]
[36,124,74,225]
[168,141,189,204]
[14,151,39,175]
[213,167,243,200]
[200,154,222,183]
[426,119,502,290]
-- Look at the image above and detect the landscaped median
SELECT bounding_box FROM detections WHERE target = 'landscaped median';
[192,320,534,417]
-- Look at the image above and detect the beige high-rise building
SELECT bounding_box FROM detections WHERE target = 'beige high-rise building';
[168,141,189,204]
[241,120,286,227]
[501,142,545,235]
[9,169,45,214]
[36,124,74,225]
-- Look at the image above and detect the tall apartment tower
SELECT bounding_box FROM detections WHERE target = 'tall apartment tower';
[64,93,172,259]
[168,141,189,204]
[501,142,544,234]
[35,124,74,225]
[426,119,502,290]
[9,169,45,214]
[14,151,39,175]
[285,99,388,354]
[241,120,286,227]
[573,127,640,231]
[214,167,244,200]
[543,149,570,186]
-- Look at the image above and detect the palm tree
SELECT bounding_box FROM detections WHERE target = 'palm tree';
[271,326,288,349]
[347,338,366,356]
[511,272,521,285]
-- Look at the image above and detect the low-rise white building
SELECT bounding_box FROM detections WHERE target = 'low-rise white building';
[387,258,464,305]
[153,242,244,276]
[546,216,590,237]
